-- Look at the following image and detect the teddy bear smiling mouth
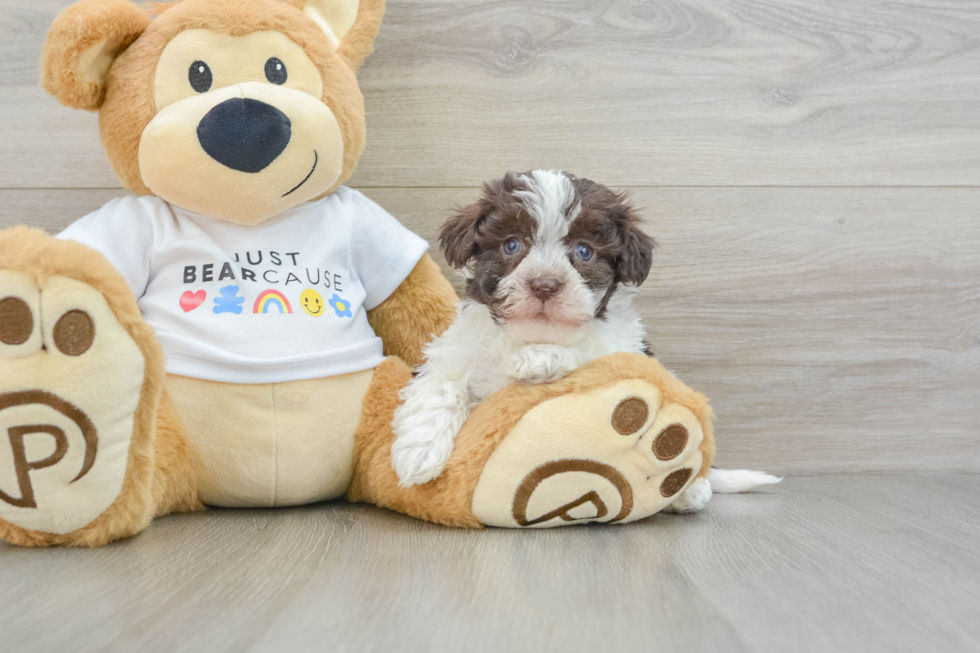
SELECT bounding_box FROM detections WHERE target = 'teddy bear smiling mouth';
[282,150,318,197]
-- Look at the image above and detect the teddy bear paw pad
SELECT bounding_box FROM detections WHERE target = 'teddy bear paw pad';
[0,273,144,535]
[471,378,705,528]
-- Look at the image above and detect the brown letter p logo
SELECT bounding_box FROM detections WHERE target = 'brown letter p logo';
[0,390,97,509]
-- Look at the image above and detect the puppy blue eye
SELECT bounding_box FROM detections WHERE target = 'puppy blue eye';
[503,238,521,255]
[575,244,594,261]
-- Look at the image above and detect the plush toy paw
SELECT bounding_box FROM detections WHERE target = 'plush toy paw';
[471,374,709,528]
[504,344,578,385]
[0,271,145,537]
[663,476,712,513]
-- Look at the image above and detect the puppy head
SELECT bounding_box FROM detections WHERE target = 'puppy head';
[441,170,655,343]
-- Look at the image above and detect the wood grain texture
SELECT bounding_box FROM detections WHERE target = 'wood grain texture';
[3,187,978,474]
[2,0,980,188]
[0,475,977,653]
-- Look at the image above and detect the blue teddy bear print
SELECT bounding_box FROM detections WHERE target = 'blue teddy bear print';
[214,286,244,315]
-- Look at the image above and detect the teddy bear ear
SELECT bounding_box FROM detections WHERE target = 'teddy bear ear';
[298,0,386,69]
[40,0,150,111]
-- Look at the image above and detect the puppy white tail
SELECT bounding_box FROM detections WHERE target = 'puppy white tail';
[708,468,782,494]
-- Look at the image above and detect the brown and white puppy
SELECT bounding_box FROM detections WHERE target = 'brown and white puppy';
[392,169,782,505]
[391,170,655,487]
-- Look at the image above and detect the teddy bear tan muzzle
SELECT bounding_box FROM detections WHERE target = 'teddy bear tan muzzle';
[139,82,344,225]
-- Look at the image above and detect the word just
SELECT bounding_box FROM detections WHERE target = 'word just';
[182,253,344,290]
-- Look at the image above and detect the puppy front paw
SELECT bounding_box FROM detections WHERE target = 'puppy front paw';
[663,477,712,514]
[391,389,467,487]
[391,434,454,487]
[505,344,578,385]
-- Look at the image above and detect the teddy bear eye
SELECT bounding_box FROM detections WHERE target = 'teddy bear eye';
[188,60,212,93]
[265,58,288,85]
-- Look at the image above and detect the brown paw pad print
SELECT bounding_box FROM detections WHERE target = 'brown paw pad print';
[0,297,33,345]
[611,396,649,435]
[660,468,693,497]
[53,310,95,356]
[653,424,689,461]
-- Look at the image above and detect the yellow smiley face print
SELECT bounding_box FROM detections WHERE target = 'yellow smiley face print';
[300,288,325,317]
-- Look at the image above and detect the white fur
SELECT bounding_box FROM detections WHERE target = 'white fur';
[662,477,712,513]
[513,169,578,244]
[663,470,782,515]
[708,468,782,493]
[390,294,647,487]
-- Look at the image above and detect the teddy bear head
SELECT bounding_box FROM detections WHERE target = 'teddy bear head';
[41,0,384,225]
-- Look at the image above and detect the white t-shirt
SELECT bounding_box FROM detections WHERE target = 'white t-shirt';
[58,188,429,383]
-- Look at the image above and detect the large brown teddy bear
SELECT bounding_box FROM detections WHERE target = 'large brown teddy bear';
[0,0,714,546]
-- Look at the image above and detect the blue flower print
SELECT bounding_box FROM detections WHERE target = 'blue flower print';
[328,293,352,318]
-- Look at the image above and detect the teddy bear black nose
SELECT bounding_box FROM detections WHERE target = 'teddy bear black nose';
[197,98,291,173]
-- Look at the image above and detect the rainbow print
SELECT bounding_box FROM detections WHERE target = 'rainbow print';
[253,289,292,314]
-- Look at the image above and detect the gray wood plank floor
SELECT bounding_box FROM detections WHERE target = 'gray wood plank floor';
[1,475,977,653]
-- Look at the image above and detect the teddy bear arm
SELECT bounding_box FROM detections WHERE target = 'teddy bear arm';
[366,253,458,368]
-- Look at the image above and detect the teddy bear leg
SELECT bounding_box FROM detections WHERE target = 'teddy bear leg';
[0,227,201,547]
[349,356,484,527]
[348,352,715,528]
[151,390,205,519]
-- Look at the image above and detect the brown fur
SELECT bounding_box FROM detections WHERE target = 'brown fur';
[349,352,715,527]
[149,0,385,69]
[152,391,206,517]
[336,0,386,70]
[440,179,533,317]
[441,171,656,322]
[0,227,199,546]
[366,253,458,367]
[40,0,150,111]
[567,176,655,287]
[41,0,385,198]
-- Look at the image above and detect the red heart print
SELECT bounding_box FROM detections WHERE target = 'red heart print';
[180,290,206,312]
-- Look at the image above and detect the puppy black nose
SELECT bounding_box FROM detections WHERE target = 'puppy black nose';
[197,98,291,173]
[529,277,562,301]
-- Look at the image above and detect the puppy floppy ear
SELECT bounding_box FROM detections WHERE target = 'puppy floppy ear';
[440,201,487,269]
[614,198,656,286]
[295,0,386,69]
[40,0,150,111]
